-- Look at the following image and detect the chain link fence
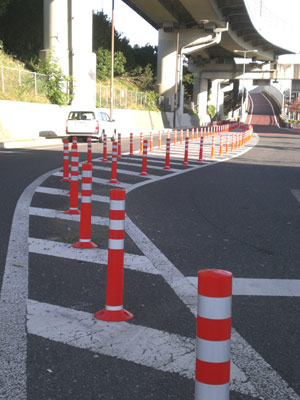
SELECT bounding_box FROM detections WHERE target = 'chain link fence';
[0,66,48,101]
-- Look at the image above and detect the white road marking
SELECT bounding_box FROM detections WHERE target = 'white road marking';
[53,171,133,189]
[28,238,158,275]
[92,165,155,178]
[187,277,300,297]
[35,186,110,203]
[26,299,262,398]
[114,160,180,171]
[291,189,300,203]
[29,207,109,225]
[261,92,280,128]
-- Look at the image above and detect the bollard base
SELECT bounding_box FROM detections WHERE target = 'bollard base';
[164,166,170,170]
[109,179,119,184]
[60,178,70,182]
[64,209,80,215]
[139,172,148,176]
[183,162,189,166]
[94,308,133,322]
[72,241,97,249]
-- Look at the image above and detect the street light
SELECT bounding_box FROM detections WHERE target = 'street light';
[234,49,258,121]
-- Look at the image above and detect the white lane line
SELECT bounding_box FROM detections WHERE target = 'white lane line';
[0,166,61,399]
[29,207,109,226]
[291,189,300,203]
[28,238,159,275]
[92,165,155,179]
[53,172,133,189]
[35,186,110,203]
[187,277,300,297]
[261,92,280,128]
[115,160,180,171]
[26,299,262,398]
[125,216,300,400]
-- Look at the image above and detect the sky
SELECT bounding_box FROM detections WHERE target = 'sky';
[92,0,158,47]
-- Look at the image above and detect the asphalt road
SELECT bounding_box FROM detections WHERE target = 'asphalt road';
[1,95,300,399]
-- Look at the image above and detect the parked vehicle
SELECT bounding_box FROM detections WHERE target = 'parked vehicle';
[66,110,117,142]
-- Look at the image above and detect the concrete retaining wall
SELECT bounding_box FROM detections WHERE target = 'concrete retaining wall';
[0,100,200,144]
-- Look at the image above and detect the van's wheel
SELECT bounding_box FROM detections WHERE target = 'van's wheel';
[68,137,72,143]
[99,130,104,143]
[111,130,117,142]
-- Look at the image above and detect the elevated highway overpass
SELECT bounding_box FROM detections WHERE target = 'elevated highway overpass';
[42,0,298,124]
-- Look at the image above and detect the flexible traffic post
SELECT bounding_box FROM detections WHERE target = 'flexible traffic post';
[219,134,223,156]
[94,189,133,322]
[191,128,194,141]
[87,136,92,164]
[164,137,171,170]
[72,136,78,147]
[129,132,134,156]
[109,142,119,184]
[186,129,189,140]
[198,135,204,162]
[195,269,232,400]
[174,130,177,145]
[140,139,148,176]
[235,133,238,149]
[167,130,170,139]
[61,139,70,182]
[183,135,189,165]
[180,129,183,144]
[73,163,97,249]
[102,133,108,162]
[65,143,80,215]
[140,133,143,154]
[211,135,215,159]
[225,134,229,154]
[149,132,153,152]
[158,131,162,149]
[117,133,122,159]
[196,128,199,140]
[231,133,234,152]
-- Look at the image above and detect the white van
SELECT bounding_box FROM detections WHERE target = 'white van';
[66,110,117,142]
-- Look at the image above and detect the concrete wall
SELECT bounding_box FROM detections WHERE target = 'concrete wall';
[0,100,200,143]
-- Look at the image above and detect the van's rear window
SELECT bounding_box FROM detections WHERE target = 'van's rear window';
[68,112,95,120]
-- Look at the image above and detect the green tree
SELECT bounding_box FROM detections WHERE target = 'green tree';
[96,48,126,80]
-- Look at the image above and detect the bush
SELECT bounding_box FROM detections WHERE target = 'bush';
[96,48,126,80]
[207,104,216,118]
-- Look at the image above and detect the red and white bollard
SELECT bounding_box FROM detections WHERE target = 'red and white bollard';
[117,133,122,159]
[87,136,92,164]
[198,136,204,162]
[158,131,162,149]
[73,163,97,248]
[219,134,223,156]
[231,133,234,152]
[183,136,189,165]
[211,135,215,159]
[94,189,133,322]
[180,129,183,144]
[130,132,134,156]
[140,133,143,154]
[225,134,229,154]
[102,133,108,162]
[164,137,171,170]
[196,128,199,140]
[72,136,78,147]
[65,144,80,215]
[174,130,177,145]
[61,139,70,182]
[140,139,148,176]
[195,269,232,400]
[149,132,153,152]
[109,142,119,184]
[191,128,194,141]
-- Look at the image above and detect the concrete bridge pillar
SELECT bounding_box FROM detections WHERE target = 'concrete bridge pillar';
[40,0,96,107]
[196,76,210,124]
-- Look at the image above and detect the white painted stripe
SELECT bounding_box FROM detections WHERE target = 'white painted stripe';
[261,92,280,128]
[291,189,300,203]
[195,381,230,399]
[81,183,92,190]
[197,295,231,320]
[108,238,124,250]
[109,219,125,230]
[196,338,230,363]
[110,199,125,210]
[28,238,158,275]
[105,305,123,311]
[29,207,109,226]
[93,165,153,178]
[116,161,179,171]
[188,277,300,297]
[27,300,195,378]
[35,186,110,204]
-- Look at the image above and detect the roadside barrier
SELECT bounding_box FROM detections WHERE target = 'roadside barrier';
[65,143,80,215]
[140,139,148,176]
[130,132,133,156]
[198,136,204,162]
[87,136,92,164]
[102,133,108,162]
[219,134,223,156]
[109,142,119,184]
[61,139,70,182]
[183,135,189,165]
[117,133,122,159]
[195,269,232,400]
[73,163,97,249]
[164,137,171,170]
[158,131,162,149]
[94,189,133,322]
[211,135,215,159]
[140,133,143,154]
